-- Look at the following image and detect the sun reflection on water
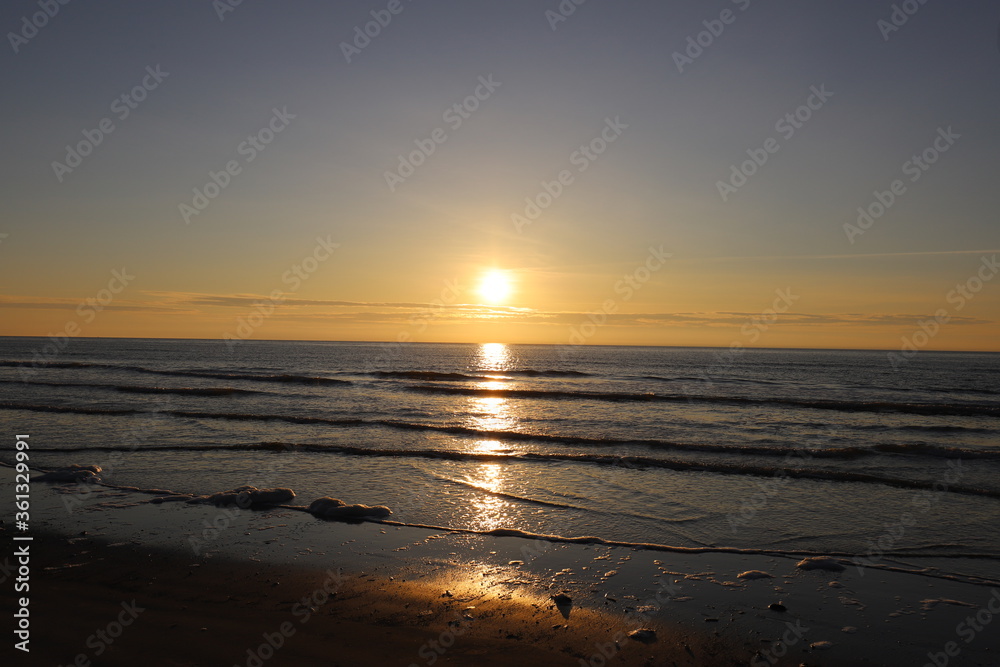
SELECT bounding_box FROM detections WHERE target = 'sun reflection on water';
[465,344,519,530]
[468,462,506,531]
[476,342,512,371]
[468,343,518,436]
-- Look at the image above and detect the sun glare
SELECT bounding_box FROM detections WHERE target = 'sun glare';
[478,270,512,305]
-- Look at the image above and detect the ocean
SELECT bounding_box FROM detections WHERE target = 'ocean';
[1,337,998,581]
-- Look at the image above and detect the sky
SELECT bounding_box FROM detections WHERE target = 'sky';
[1,0,999,351]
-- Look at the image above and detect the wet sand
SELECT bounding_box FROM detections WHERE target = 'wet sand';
[5,477,1000,666]
[5,528,757,667]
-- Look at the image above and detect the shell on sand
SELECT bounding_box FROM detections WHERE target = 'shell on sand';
[307,496,392,519]
[628,629,657,643]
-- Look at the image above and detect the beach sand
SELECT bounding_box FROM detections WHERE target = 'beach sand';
[5,477,1000,666]
[7,529,763,667]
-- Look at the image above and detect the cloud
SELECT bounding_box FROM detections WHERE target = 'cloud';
[0,291,991,328]
[0,295,183,313]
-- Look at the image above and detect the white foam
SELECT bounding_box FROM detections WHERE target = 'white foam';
[192,485,296,508]
[796,556,846,572]
[307,496,392,520]
[737,570,773,580]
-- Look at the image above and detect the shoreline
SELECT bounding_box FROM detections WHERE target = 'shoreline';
[5,479,1000,665]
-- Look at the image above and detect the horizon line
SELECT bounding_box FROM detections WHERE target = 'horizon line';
[0,334,997,355]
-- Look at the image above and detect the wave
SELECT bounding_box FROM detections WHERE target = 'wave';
[403,385,1000,418]
[858,423,996,435]
[166,371,351,386]
[112,385,256,396]
[435,475,581,510]
[0,360,351,387]
[0,379,259,396]
[642,375,785,387]
[0,360,128,371]
[14,433,1000,499]
[490,369,592,377]
[4,402,1000,463]
[371,370,489,382]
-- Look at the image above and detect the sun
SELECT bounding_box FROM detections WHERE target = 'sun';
[478,269,512,304]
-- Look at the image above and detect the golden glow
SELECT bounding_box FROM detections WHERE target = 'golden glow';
[468,462,506,531]
[467,343,516,434]
[477,342,512,371]
[477,270,512,305]
[468,396,514,433]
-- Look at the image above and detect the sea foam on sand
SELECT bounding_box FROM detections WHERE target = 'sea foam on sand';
[307,496,392,519]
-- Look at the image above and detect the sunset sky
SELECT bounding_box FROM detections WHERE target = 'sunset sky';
[2,0,998,350]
